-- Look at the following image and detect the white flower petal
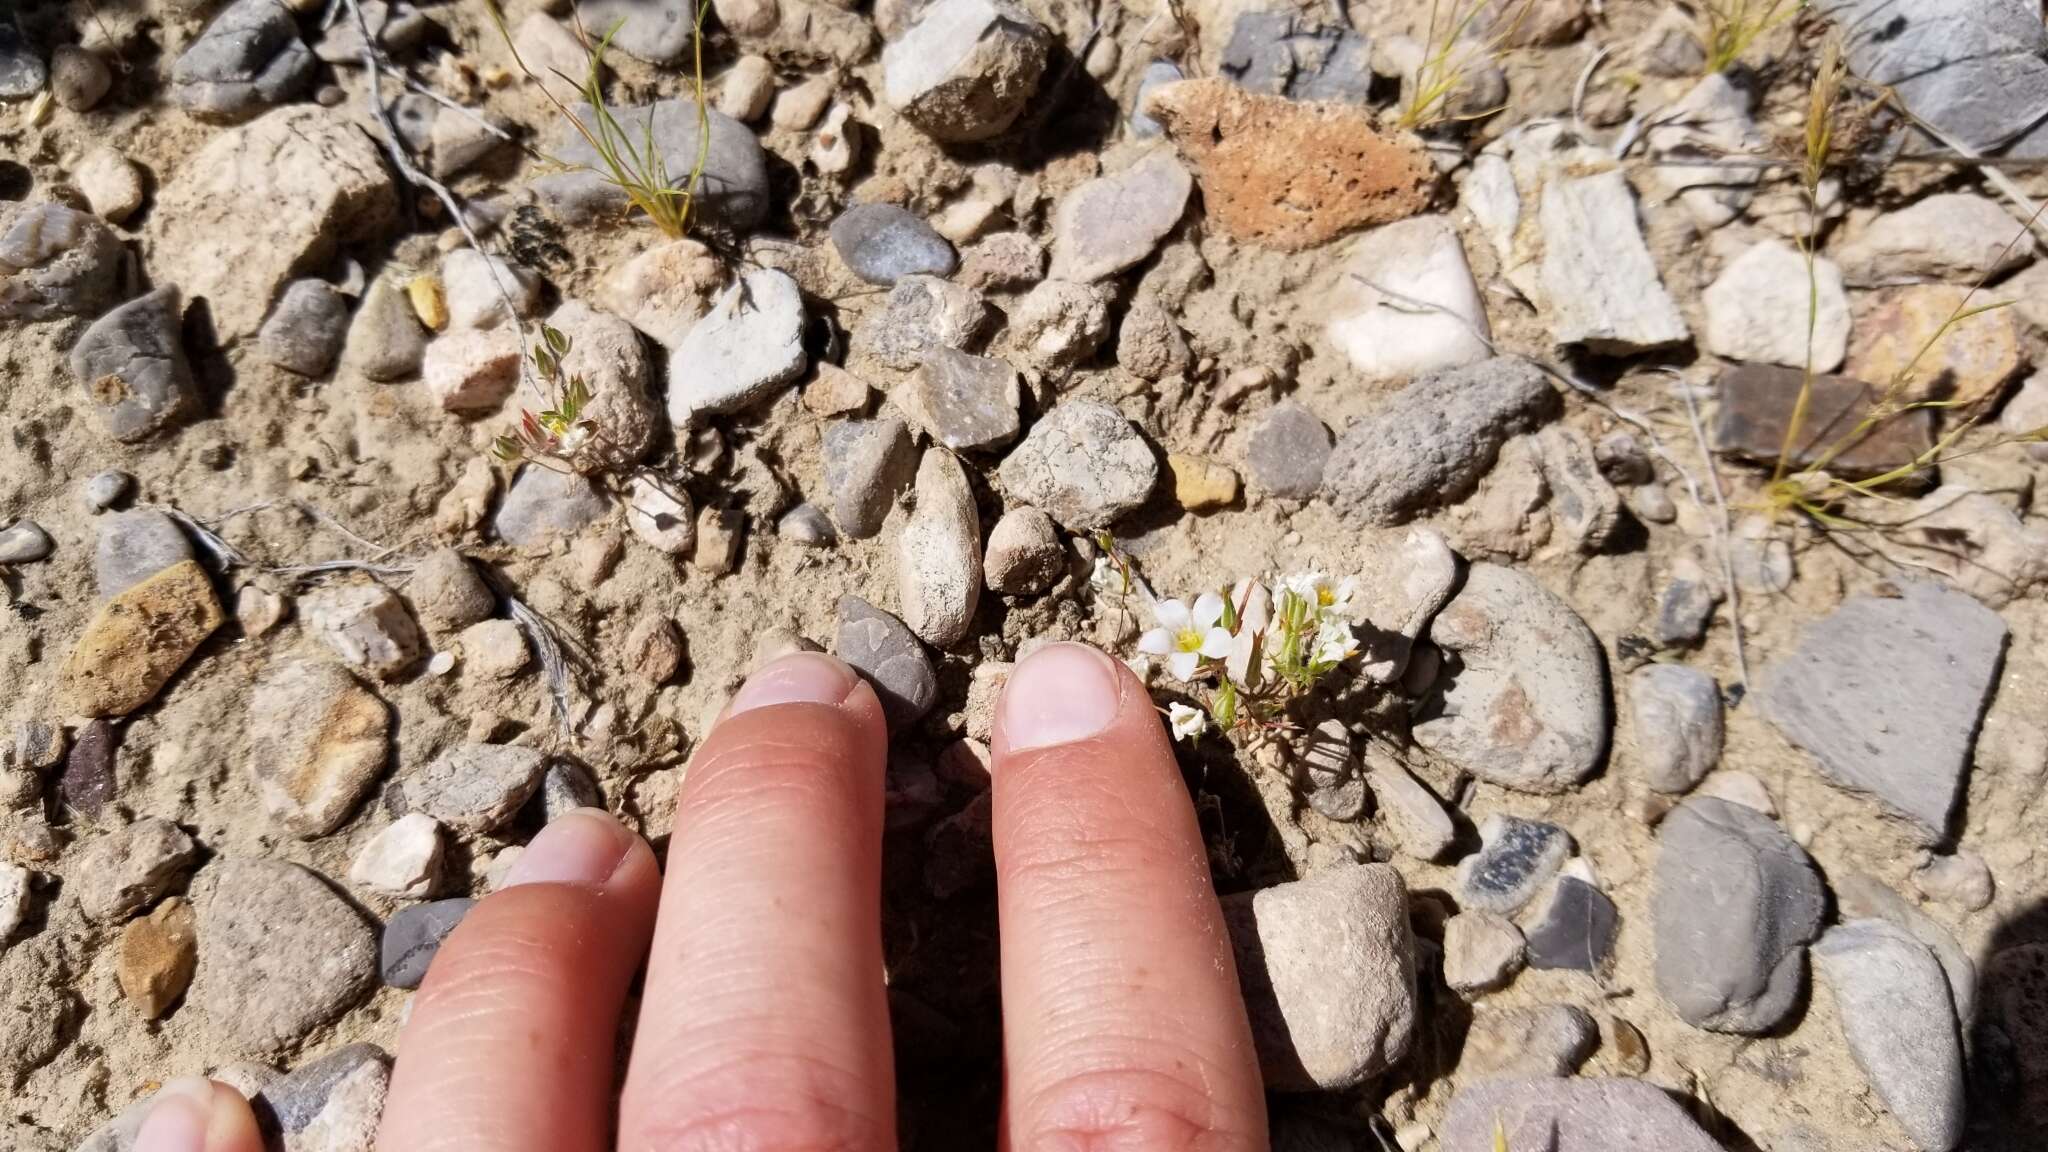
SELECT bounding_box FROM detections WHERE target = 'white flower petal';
[1192,591,1226,630]
[1153,597,1192,632]
[1167,649,1201,682]
[1167,702,1206,741]
[1198,626,1235,659]
[1136,628,1175,656]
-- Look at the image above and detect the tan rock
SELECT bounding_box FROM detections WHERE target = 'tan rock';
[247,662,391,838]
[116,897,197,1019]
[57,560,225,718]
[1169,452,1240,511]
[1845,284,2021,408]
[804,363,873,417]
[1146,78,1433,251]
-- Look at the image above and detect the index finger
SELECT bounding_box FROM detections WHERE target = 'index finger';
[990,643,1268,1152]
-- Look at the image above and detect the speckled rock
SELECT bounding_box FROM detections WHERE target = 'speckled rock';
[1456,814,1573,915]
[70,286,201,442]
[57,560,225,718]
[191,859,377,1055]
[95,509,196,597]
[73,817,198,924]
[1245,402,1333,501]
[1631,663,1723,794]
[300,581,424,680]
[403,744,546,834]
[897,450,982,649]
[831,203,958,284]
[997,400,1159,532]
[1814,918,1966,1152]
[1048,150,1193,283]
[983,506,1064,596]
[823,417,918,539]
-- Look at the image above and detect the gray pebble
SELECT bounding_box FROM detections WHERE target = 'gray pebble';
[1456,814,1573,915]
[404,744,546,834]
[258,279,350,377]
[1443,1077,1724,1151]
[836,595,937,729]
[96,508,194,598]
[534,99,768,231]
[1813,919,1966,1152]
[906,347,1021,451]
[1,200,127,323]
[1524,874,1619,972]
[830,203,958,285]
[777,502,838,548]
[346,276,427,382]
[1630,664,1723,794]
[1246,402,1332,501]
[536,760,602,823]
[83,470,133,512]
[51,44,112,112]
[252,1043,390,1133]
[853,274,993,370]
[70,285,201,442]
[494,466,612,549]
[822,417,917,540]
[996,400,1159,532]
[170,0,316,122]
[381,898,476,989]
[189,858,378,1055]
[1128,60,1182,137]
[1652,578,1718,648]
[0,521,53,565]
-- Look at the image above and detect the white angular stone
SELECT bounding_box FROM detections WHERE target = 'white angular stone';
[348,813,444,899]
[1326,215,1492,384]
[1703,240,1850,371]
[666,268,807,423]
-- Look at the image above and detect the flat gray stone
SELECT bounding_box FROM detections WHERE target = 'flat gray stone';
[404,744,546,834]
[1221,864,1416,1092]
[70,286,201,442]
[1219,11,1373,102]
[1456,814,1573,915]
[904,347,1020,451]
[1128,59,1182,137]
[1524,873,1619,972]
[533,99,769,231]
[1323,357,1559,525]
[191,859,377,1055]
[171,0,315,122]
[1631,663,1723,794]
[0,200,126,322]
[259,279,350,377]
[1814,919,1966,1152]
[1442,1077,1724,1152]
[666,268,806,421]
[1048,150,1192,283]
[836,595,937,729]
[346,275,428,382]
[1538,169,1689,353]
[381,898,476,989]
[831,203,958,285]
[823,417,918,539]
[1653,578,1719,648]
[997,400,1158,532]
[1813,0,2048,154]
[494,466,612,549]
[1653,796,1825,1033]
[1762,581,2006,842]
[577,0,696,63]
[253,1043,390,1135]
[1414,564,1607,793]
[1245,402,1332,501]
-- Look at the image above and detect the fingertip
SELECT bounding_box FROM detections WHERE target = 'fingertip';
[135,1078,262,1152]
[994,641,1137,756]
[502,807,648,892]
[727,651,861,716]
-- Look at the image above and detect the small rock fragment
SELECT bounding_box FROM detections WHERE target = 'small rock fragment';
[779,503,837,547]
[96,508,193,598]
[1538,168,1690,352]
[625,614,684,685]
[381,898,476,989]
[1534,424,1623,553]
[1048,150,1192,283]
[74,817,198,924]
[170,0,316,122]
[882,0,1050,143]
[1456,814,1573,915]
[408,547,494,632]
[259,279,350,377]
[404,744,547,834]
[1325,215,1492,383]
[897,450,983,649]
[1630,664,1723,794]
[1442,1077,1724,1152]
[248,661,390,837]
[837,595,938,728]
[301,581,425,680]
[441,248,540,331]
[855,274,993,370]
[983,507,1063,595]
[421,326,522,412]
[348,813,444,899]
[576,0,698,63]
[73,148,147,224]
[1366,754,1456,861]
[625,476,696,555]
[70,285,201,442]
[458,618,530,681]
[1703,240,1850,371]
[1245,402,1332,502]
[1443,910,1526,994]
[693,505,744,574]
[58,560,225,717]
[1002,278,1113,369]
[823,417,918,539]
[831,203,958,285]
[347,275,429,382]
[1713,363,1935,478]
[1913,850,1994,912]
[1837,192,2035,285]
[997,400,1159,532]
[666,268,807,422]
[1523,869,1620,972]
[0,522,52,565]
[547,300,660,469]
[1846,283,2021,407]
[61,719,118,820]
[1,201,126,323]
[534,99,768,231]
[717,54,775,121]
[902,348,1021,451]
[1461,1004,1598,1078]
[115,898,198,1021]
[494,466,613,549]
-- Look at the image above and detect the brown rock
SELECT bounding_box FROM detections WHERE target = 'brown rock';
[1168,453,1240,510]
[117,897,198,1019]
[1146,78,1434,251]
[57,560,225,718]
[1713,364,1936,480]
[1845,285,2022,409]
[60,718,117,820]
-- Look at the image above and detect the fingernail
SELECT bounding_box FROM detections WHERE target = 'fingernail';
[135,1079,214,1152]
[727,651,858,716]
[1000,642,1123,751]
[503,808,637,889]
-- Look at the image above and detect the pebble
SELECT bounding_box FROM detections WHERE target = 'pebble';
[493,466,613,549]
[258,279,350,377]
[836,595,938,729]
[253,1043,390,1141]
[804,363,873,418]
[1535,425,1623,553]
[441,249,540,331]
[58,560,225,718]
[983,507,1064,595]
[598,237,724,349]
[577,0,697,62]
[1845,283,2021,407]
[959,230,1046,291]
[823,417,918,539]
[1168,454,1238,511]
[1293,719,1366,821]
[536,760,603,823]
[1912,849,1994,912]
[1653,797,1825,1033]
[73,147,147,225]
[347,276,429,382]
[1762,581,2005,842]
[997,400,1159,532]
[693,505,744,574]
[1538,169,1690,352]
[1524,868,1620,972]
[1713,363,1935,477]
[316,0,430,64]
[883,0,1049,142]
[1652,576,1719,648]
[49,43,110,110]
[1048,150,1193,283]
[1116,295,1191,380]
[1461,1004,1598,1078]
[247,661,390,837]
[1696,770,1776,816]
[0,521,52,565]
[0,22,46,99]
[421,325,522,413]
[1414,564,1607,793]
[1326,215,1492,383]
[404,744,546,834]
[1245,402,1333,502]
[625,614,684,684]
[381,898,476,989]
[1323,357,1559,525]
[348,813,444,899]
[626,475,696,554]
[1442,1077,1724,1152]
[1456,814,1573,915]
[1837,192,2036,285]
[778,502,838,547]
[535,99,769,231]
[70,284,201,442]
[459,618,530,680]
[812,101,860,173]
[62,719,118,820]
[0,862,30,946]
[769,72,834,131]
[1442,909,1527,994]
[1630,664,1723,794]
[170,0,316,121]
[904,348,1022,451]
[408,547,494,632]
[1145,78,1433,251]
[1813,919,1966,1152]
[97,508,193,598]
[301,581,425,680]
[1366,754,1456,861]
[717,55,775,121]
[74,817,198,924]
[2,201,127,324]
[1897,484,2048,607]
[82,470,133,512]
[115,897,197,1019]
[855,274,993,370]
[1839,872,1980,1029]
[1221,864,1416,1091]
[1128,61,1182,137]
[831,203,958,285]
[1004,278,1113,369]
[897,450,983,649]
[1703,240,1850,371]
[667,268,807,422]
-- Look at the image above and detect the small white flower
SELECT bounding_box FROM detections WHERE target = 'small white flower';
[1167,702,1207,742]
[1089,556,1123,595]
[1284,571,1359,619]
[1136,593,1234,682]
[1311,617,1359,666]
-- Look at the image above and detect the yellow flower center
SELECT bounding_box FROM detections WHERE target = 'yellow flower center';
[1317,587,1335,607]
[1175,627,1205,653]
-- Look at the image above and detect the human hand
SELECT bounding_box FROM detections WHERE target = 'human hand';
[127,642,1269,1152]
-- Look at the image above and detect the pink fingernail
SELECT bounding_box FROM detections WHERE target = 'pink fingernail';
[1000,643,1123,751]
[134,1079,213,1152]
[503,808,637,889]
[727,651,858,716]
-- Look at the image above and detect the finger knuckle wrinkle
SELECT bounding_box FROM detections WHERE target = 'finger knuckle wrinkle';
[1019,1069,1230,1152]
[638,1102,881,1152]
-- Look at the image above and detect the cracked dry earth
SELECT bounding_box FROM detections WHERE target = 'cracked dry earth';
[6,0,2048,1149]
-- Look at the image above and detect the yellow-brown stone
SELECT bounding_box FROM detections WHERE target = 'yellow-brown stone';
[57,560,224,717]
[116,897,197,1019]
[1170,453,1241,511]
[1845,284,2021,409]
